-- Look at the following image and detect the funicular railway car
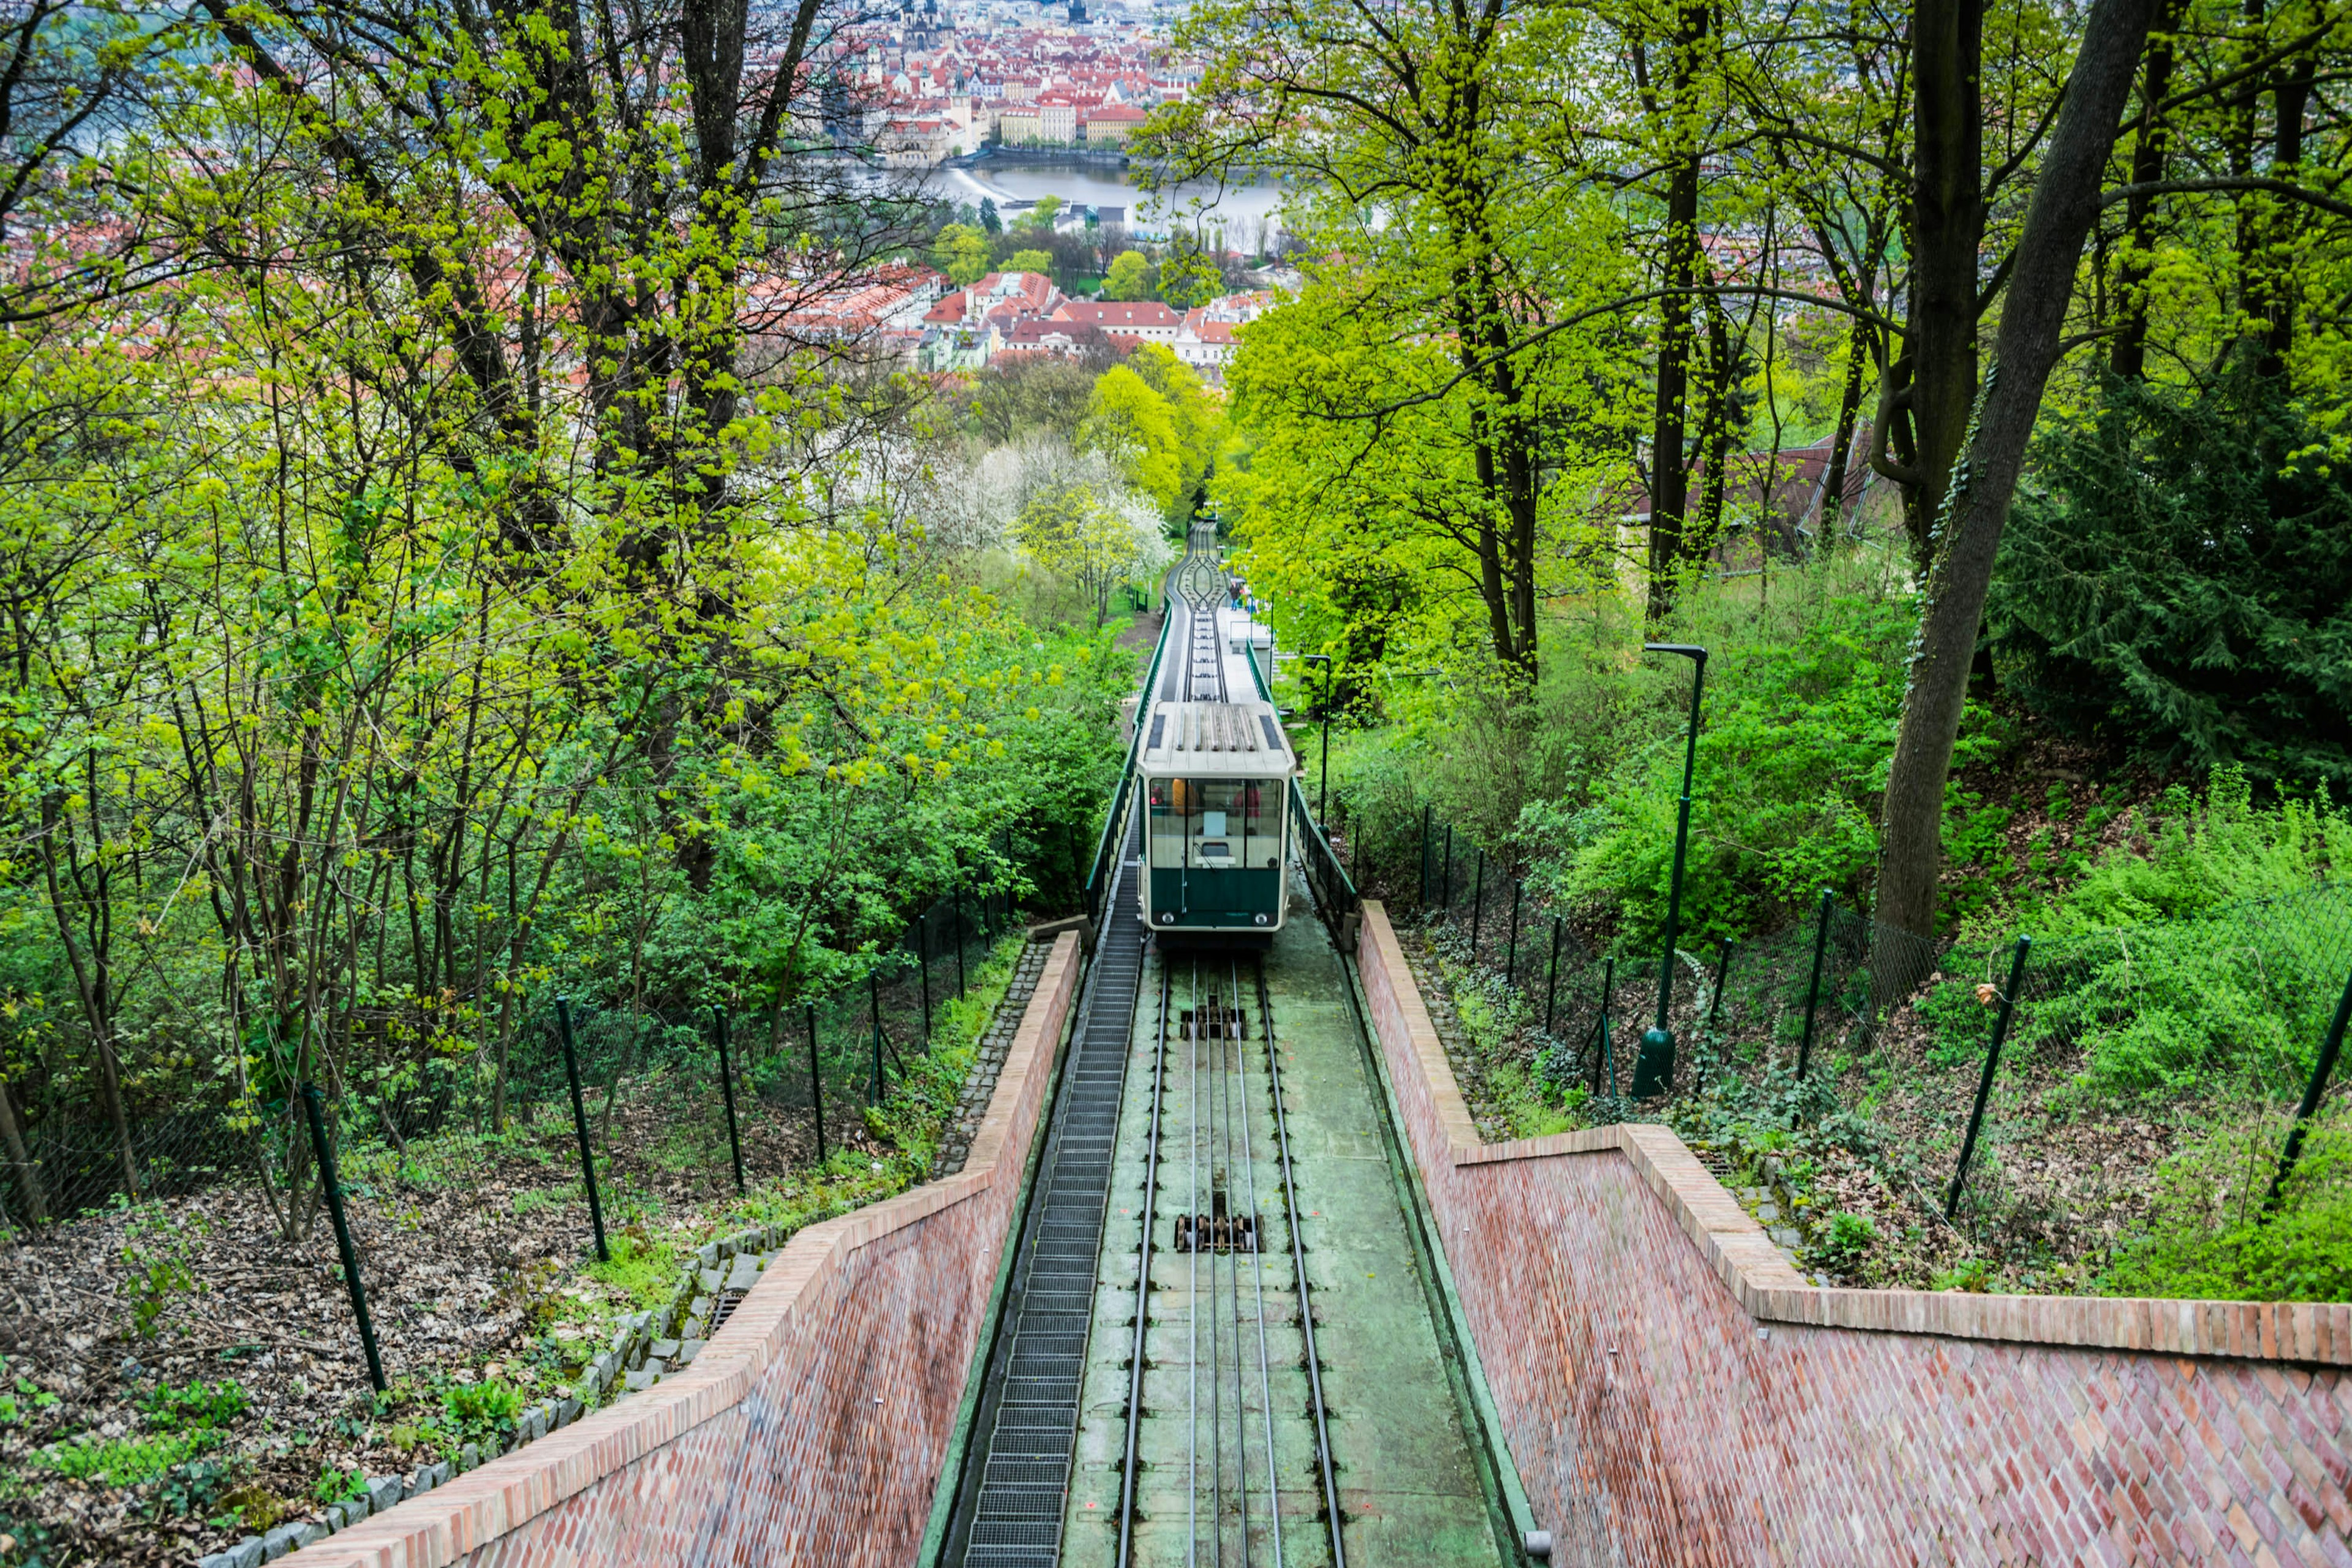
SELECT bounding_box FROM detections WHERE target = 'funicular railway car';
[1136,589,1298,943]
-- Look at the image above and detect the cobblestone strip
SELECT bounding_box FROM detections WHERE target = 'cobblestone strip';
[929,937,1053,1181]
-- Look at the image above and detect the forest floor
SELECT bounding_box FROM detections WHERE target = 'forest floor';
[0,944,1033,1568]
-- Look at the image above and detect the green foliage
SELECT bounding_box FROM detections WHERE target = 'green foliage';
[1102,250,1149,301]
[585,1229,683,1311]
[1012,195,1063,232]
[440,1378,524,1441]
[978,197,1001,234]
[1079,349,1223,522]
[117,1204,208,1342]
[313,1464,369,1506]
[1012,486,1164,627]
[1812,1211,1879,1270]
[151,1455,239,1521]
[931,223,991,284]
[1001,249,1054,276]
[35,1430,221,1487]
[1932,1257,1997,1294]
[2103,1110,2352,1301]
[2039,772,2349,928]
[137,1381,247,1433]
[1498,563,1966,939]
[1994,368,2352,785]
[1219,266,1639,683]
[1154,232,1222,309]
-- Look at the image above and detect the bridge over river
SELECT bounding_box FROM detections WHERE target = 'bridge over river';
[281,538,2352,1568]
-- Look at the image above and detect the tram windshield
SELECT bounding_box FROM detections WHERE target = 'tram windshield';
[1147,777,1281,870]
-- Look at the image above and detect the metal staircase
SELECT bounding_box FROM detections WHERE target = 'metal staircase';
[949,827,1145,1567]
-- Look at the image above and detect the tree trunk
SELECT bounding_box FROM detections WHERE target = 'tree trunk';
[1644,34,1705,624]
[1820,320,1873,538]
[2259,42,2315,376]
[1875,0,2158,939]
[1897,0,1988,573]
[2110,0,2182,379]
[0,1076,43,1224]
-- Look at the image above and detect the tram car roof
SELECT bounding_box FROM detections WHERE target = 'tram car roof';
[1139,698,1297,780]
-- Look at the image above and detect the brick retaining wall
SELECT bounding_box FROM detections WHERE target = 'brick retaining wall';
[1356,900,2352,1567]
[285,931,1082,1568]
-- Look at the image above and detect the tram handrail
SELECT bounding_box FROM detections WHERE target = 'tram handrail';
[1083,576,1178,921]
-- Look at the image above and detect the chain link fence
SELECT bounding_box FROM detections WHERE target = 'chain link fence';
[1327,793,2352,1269]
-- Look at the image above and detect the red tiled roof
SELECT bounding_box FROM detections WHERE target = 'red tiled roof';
[1052,301,1178,328]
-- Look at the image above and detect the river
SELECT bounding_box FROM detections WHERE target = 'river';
[930,159,1290,243]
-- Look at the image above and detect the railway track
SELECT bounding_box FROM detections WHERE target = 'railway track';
[943,528,1506,1568]
[1116,951,1344,1568]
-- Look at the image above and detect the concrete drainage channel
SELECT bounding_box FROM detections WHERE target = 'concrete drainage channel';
[195,1225,791,1567]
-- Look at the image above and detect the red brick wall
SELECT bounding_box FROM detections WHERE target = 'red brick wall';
[1357,902,2352,1567]
[288,932,1082,1568]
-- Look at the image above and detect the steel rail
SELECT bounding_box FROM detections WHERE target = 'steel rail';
[1188,957,1202,1568]
[1117,956,1172,1568]
[1256,957,1346,1568]
[1235,956,1284,1568]
[1206,960,1224,1568]
[1219,971,1245,1568]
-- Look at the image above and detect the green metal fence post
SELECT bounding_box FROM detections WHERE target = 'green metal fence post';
[1601,957,1617,1095]
[1947,936,2032,1218]
[918,917,933,1044]
[1441,825,1453,912]
[869,973,886,1106]
[713,1005,745,1195]
[1707,938,1734,1033]
[554,998,609,1262]
[1470,850,1485,957]
[805,1002,827,1167]
[2265,962,2352,1212]
[299,1083,386,1392]
[1795,890,1834,1081]
[1545,918,1563,1035]
[1419,804,1432,905]
[1589,956,1615,1095]
[954,891,968,997]
[1506,880,1523,983]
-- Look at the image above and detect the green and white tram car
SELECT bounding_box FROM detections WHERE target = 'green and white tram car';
[1137,601,1297,940]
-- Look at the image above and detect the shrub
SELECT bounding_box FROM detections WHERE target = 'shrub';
[1991,365,2352,786]
[1813,1210,1878,1269]
[441,1378,523,1441]
[2103,1108,2352,1300]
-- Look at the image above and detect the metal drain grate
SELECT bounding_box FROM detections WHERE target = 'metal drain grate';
[708,1287,749,1330]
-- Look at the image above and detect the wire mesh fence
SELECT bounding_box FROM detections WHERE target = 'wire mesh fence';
[1325,791,2352,1267]
[0,866,1044,1245]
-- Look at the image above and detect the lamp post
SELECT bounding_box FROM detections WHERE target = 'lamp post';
[1300,653,1334,823]
[1631,642,1707,1099]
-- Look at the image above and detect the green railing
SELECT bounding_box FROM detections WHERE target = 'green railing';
[1082,586,1175,923]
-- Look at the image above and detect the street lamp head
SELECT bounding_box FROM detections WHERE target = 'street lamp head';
[1642,641,1708,668]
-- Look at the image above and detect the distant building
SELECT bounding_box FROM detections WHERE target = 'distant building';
[1050,298,1180,345]
[996,104,1043,143]
[1083,102,1147,145]
[998,317,1109,360]
[1036,94,1079,141]
[878,116,957,167]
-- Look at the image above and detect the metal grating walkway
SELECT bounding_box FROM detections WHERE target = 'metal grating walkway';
[949,824,1147,1568]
